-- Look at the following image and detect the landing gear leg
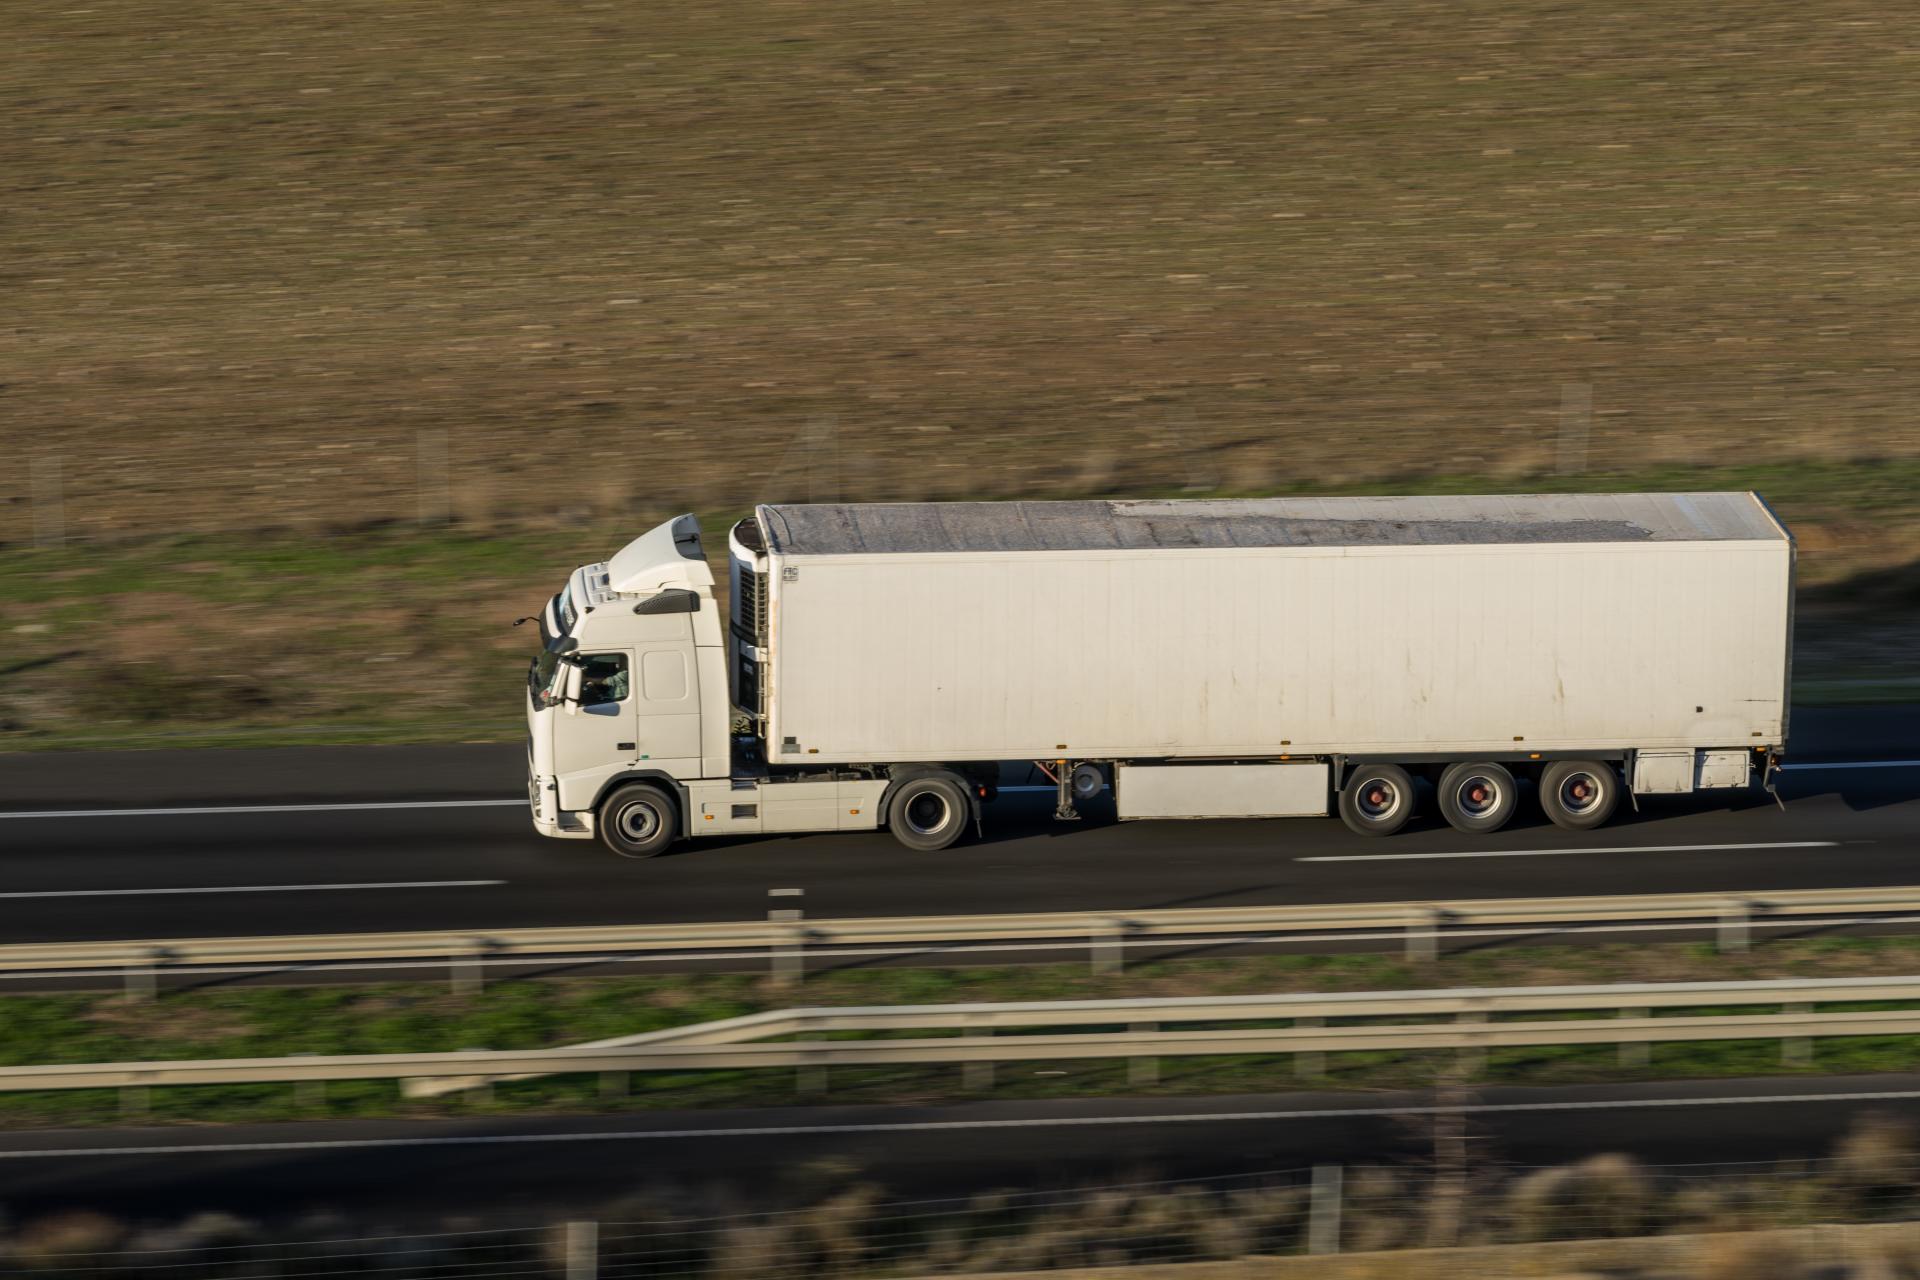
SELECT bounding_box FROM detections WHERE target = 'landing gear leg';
[1036,759,1080,822]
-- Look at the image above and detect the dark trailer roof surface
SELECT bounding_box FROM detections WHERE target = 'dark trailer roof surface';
[756,493,1788,557]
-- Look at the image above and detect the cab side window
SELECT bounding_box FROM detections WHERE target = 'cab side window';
[578,654,629,707]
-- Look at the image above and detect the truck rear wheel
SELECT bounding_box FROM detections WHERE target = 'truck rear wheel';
[600,783,679,859]
[1338,764,1415,837]
[1437,761,1518,834]
[1540,760,1620,830]
[887,775,970,852]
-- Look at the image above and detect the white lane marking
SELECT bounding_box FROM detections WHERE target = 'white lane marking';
[1299,840,1837,863]
[0,881,503,901]
[1780,760,1920,771]
[3,1086,1917,1160]
[0,799,526,820]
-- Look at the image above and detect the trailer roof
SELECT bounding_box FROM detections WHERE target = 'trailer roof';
[757,493,1786,556]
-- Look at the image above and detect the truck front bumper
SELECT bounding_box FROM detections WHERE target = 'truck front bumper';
[528,772,594,839]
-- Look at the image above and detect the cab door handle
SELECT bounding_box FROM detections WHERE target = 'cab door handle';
[617,742,636,751]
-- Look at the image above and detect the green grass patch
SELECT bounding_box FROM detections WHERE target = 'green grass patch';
[4,465,1914,753]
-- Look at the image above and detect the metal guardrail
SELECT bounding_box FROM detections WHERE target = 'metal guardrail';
[9,974,1920,1096]
[9,885,1920,993]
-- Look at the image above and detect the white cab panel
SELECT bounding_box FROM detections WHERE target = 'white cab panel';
[685,778,887,838]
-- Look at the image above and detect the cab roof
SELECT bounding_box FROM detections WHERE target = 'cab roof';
[607,514,714,592]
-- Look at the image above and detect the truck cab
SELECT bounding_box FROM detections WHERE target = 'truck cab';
[525,513,898,857]
[525,515,731,841]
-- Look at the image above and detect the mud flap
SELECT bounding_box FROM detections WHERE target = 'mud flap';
[1764,752,1787,811]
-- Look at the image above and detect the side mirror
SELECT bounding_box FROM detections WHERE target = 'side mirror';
[561,662,584,715]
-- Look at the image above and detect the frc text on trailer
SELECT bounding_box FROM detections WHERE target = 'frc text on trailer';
[524,493,1793,857]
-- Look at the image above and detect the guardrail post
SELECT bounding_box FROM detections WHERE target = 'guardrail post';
[563,1220,598,1280]
[120,1080,150,1120]
[293,1053,324,1109]
[1092,918,1125,976]
[1619,1009,1650,1068]
[598,1072,627,1099]
[1406,908,1444,964]
[1456,1009,1486,1076]
[124,946,168,1002]
[1784,1002,1814,1066]
[1308,1164,1343,1254]
[1296,1016,1326,1079]
[461,1049,492,1106]
[796,1041,829,1095]
[769,889,805,988]
[1129,1022,1158,1086]
[963,1028,994,1091]
[1718,899,1751,953]
[450,939,491,997]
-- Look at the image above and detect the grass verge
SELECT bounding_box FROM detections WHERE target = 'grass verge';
[11,934,1920,1128]
[4,461,1917,751]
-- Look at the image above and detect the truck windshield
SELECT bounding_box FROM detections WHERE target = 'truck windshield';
[528,650,566,706]
[553,584,578,636]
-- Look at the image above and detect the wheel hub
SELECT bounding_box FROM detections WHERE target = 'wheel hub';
[904,792,951,836]
[618,802,660,842]
[1357,781,1401,820]
[1560,772,1604,815]
[1455,774,1502,817]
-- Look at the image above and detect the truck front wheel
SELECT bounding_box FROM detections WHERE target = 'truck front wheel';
[600,783,679,859]
[1539,761,1619,830]
[887,775,970,852]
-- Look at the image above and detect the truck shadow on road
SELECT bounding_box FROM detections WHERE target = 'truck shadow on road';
[667,768,1917,864]
[1771,769,1920,812]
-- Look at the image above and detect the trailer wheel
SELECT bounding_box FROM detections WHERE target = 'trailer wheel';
[1436,761,1518,834]
[1540,760,1620,830]
[887,775,970,852]
[1338,764,1416,837]
[600,783,679,859]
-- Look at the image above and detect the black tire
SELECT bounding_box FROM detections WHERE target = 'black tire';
[1338,763,1416,837]
[1540,760,1621,831]
[887,775,971,852]
[1436,761,1519,834]
[1070,763,1107,803]
[599,783,679,859]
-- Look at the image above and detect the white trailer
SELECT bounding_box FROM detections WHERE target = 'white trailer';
[525,494,1793,857]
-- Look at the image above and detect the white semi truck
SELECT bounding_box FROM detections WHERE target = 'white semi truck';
[525,493,1793,858]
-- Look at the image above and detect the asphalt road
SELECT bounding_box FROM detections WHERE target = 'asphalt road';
[0,708,1915,1224]
[4,1074,1920,1225]
[0,707,1914,946]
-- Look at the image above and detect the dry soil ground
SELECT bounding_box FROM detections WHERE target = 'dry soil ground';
[4,1,1919,744]
[5,0,1920,539]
